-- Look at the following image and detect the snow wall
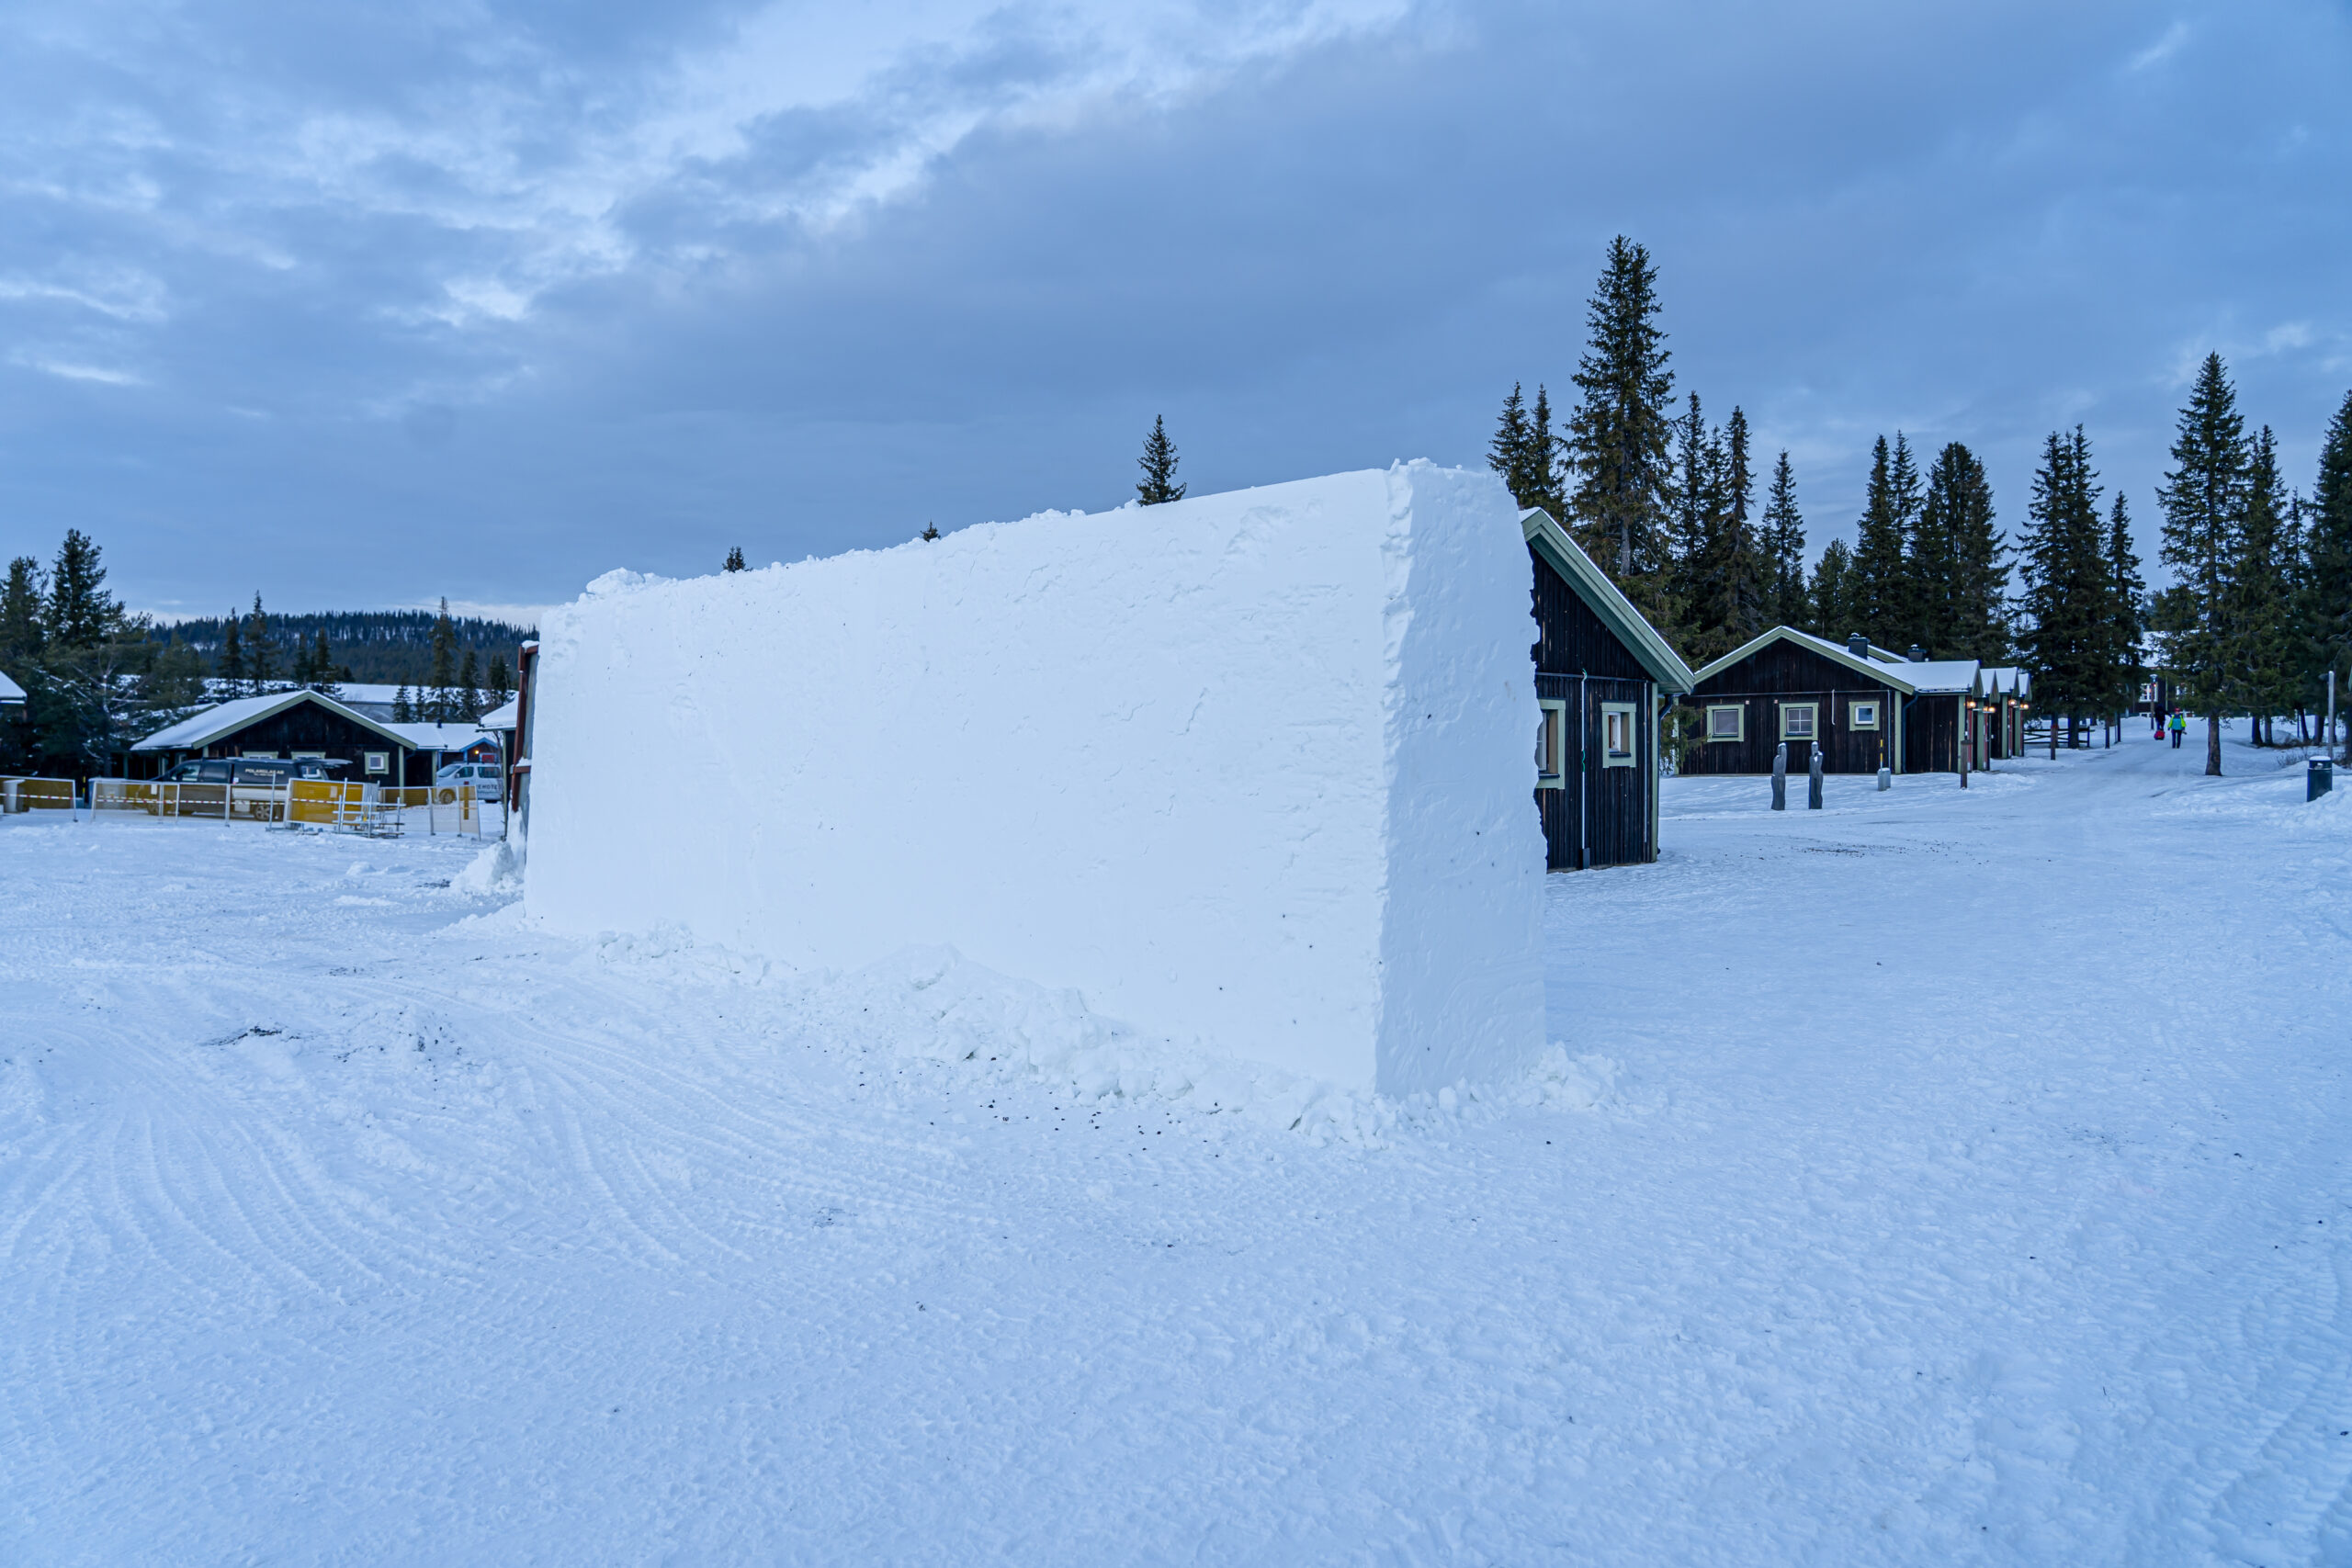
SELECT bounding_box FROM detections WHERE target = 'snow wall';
[526,462,1546,1097]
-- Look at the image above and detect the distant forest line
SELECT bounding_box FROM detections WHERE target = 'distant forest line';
[150,610,534,685]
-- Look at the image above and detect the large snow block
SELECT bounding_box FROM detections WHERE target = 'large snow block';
[526,462,1546,1096]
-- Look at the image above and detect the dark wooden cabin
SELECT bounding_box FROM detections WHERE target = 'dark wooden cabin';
[1679,628,1990,776]
[1522,509,1695,870]
[128,689,439,784]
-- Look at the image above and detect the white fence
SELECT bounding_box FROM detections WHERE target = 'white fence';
[86,778,493,838]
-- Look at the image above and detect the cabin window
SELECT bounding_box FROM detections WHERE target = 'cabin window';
[1535,699,1567,789]
[1780,703,1817,740]
[1705,704,1744,742]
[364,751,390,774]
[1848,700,1880,731]
[1600,703,1637,767]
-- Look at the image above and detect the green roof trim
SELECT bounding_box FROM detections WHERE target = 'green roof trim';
[1519,508,1698,693]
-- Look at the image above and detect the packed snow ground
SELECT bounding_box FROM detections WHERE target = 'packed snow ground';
[5,734,2349,1563]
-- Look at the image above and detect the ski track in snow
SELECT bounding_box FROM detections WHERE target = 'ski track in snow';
[3,736,2349,1563]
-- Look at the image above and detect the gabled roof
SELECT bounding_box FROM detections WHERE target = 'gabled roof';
[1896,659,1982,695]
[130,688,421,753]
[1690,626,1922,694]
[479,697,519,730]
[0,669,24,705]
[388,722,498,751]
[1519,509,1697,692]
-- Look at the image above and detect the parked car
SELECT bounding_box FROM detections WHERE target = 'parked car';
[156,756,354,817]
[434,760,503,804]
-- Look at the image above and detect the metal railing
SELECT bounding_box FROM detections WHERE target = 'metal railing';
[86,778,485,837]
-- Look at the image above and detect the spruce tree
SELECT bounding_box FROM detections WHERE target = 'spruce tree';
[2304,389,2352,759]
[2104,494,2147,728]
[311,629,336,693]
[2234,426,2299,743]
[393,684,413,724]
[427,597,457,722]
[1759,452,1807,626]
[920,523,941,542]
[458,649,481,722]
[1,557,44,661]
[244,594,277,691]
[1669,391,1715,608]
[1809,538,1856,638]
[1851,434,1922,653]
[724,547,746,572]
[1487,383,1539,509]
[1526,386,1564,518]
[2157,354,2249,775]
[2015,428,2109,748]
[1565,236,1676,615]
[44,530,119,649]
[218,611,245,694]
[1136,416,1185,505]
[488,653,512,706]
[1921,442,2007,661]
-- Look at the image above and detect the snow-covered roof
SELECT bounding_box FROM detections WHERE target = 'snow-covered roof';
[1980,666,2027,697]
[1519,509,1698,692]
[132,689,420,753]
[1892,659,1981,695]
[0,669,23,704]
[387,722,498,752]
[479,697,518,730]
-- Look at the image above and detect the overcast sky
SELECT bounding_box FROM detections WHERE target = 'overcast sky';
[3,0,2346,624]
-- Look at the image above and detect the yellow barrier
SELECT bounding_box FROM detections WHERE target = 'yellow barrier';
[2,777,78,812]
[289,779,368,826]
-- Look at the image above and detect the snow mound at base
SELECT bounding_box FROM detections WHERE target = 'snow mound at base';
[806,945,1613,1146]
[453,839,526,896]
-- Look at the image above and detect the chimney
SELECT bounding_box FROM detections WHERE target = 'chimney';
[1847,633,1869,659]
[1908,644,1928,662]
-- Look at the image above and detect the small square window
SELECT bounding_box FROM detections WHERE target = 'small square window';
[365,751,390,774]
[1849,700,1880,731]
[1600,703,1637,767]
[1535,699,1568,789]
[1706,705,1744,742]
[1781,703,1817,740]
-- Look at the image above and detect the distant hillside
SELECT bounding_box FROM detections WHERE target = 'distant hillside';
[151,610,534,685]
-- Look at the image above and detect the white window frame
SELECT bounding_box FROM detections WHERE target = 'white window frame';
[1600,702,1637,768]
[364,750,390,775]
[1705,704,1745,743]
[1780,702,1818,741]
[1848,700,1880,731]
[1535,698,1568,789]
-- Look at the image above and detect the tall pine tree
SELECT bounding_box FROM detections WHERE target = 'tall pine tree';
[2304,389,2352,759]
[1565,236,1676,620]
[243,594,277,691]
[1,558,43,661]
[1850,434,1922,652]
[1759,452,1807,627]
[2016,428,2109,750]
[1487,382,1563,515]
[1919,442,2007,662]
[1809,538,1856,639]
[427,597,458,722]
[44,531,119,649]
[2156,354,2249,775]
[1136,416,1185,505]
[2103,494,2147,730]
[218,610,245,693]
[2234,426,2300,743]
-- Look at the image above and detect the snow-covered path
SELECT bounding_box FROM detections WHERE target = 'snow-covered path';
[4,736,2348,1564]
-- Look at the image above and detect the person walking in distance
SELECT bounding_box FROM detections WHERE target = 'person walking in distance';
[2168,710,2186,749]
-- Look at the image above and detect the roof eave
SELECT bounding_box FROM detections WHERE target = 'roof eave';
[1520,510,1697,693]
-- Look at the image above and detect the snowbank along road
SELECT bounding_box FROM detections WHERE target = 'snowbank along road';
[3,733,2348,1563]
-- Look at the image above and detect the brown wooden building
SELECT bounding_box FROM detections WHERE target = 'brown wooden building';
[1522,509,1696,869]
[1678,629,1989,778]
[129,690,441,784]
